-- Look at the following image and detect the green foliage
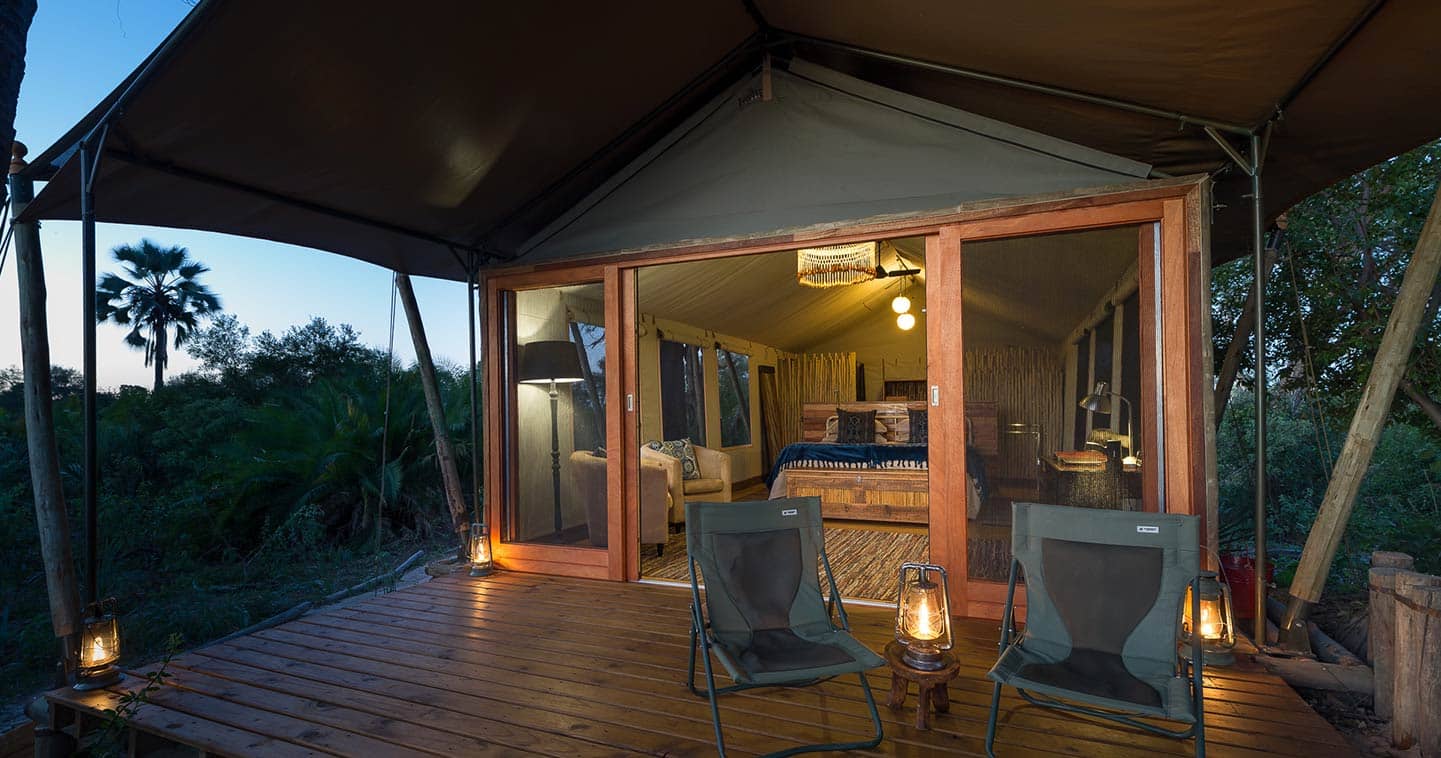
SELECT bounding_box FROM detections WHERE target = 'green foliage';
[1213,139,1441,432]
[1,315,468,707]
[1216,387,1441,594]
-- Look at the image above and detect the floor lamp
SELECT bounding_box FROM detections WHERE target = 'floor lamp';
[518,340,585,536]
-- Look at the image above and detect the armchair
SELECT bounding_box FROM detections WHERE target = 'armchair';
[641,443,734,525]
[568,451,669,553]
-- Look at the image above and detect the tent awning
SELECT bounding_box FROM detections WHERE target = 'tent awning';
[20,0,1441,281]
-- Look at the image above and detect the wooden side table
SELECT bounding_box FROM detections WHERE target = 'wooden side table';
[883,641,961,730]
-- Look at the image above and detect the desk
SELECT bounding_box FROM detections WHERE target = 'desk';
[1042,455,1142,510]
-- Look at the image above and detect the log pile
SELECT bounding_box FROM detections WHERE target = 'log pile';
[1368,551,1441,755]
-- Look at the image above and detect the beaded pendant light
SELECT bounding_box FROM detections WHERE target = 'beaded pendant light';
[796,241,878,288]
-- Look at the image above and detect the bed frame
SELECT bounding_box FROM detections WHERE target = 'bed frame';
[784,401,997,523]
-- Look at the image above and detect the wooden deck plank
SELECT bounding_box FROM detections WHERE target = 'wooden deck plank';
[44,573,1354,757]
[47,685,323,757]
[277,614,1128,758]
[311,595,1342,756]
[326,592,1337,734]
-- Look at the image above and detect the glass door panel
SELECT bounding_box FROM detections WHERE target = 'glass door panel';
[500,281,610,548]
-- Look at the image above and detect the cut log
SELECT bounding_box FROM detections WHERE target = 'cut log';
[395,273,472,553]
[1373,551,1416,570]
[1370,566,1404,718]
[1391,571,1441,750]
[1408,585,1441,758]
[1266,596,1364,666]
[1286,182,1441,606]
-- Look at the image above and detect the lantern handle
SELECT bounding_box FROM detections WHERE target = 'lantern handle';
[1200,544,1232,589]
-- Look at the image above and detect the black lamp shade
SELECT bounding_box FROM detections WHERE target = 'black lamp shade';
[518,340,585,384]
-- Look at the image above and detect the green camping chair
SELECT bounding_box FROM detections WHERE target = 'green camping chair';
[985,502,1206,757]
[685,497,885,757]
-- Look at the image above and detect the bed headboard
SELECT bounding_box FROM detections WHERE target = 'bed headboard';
[800,401,999,456]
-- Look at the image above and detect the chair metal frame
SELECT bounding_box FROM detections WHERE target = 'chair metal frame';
[685,525,884,757]
[984,557,1207,757]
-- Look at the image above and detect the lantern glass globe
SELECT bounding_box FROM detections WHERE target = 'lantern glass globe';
[897,312,916,330]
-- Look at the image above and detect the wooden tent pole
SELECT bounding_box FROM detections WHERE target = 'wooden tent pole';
[1279,181,1441,632]
[395,273,471,553]
[9,142,83,662]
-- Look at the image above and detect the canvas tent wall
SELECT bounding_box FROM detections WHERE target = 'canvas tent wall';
[522,61,1150,263]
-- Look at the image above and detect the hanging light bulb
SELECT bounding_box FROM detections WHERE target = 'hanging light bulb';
[897,312,916,331]
[891,294,911,314]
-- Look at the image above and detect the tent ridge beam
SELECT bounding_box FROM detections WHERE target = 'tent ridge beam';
[100,148,502,267]
[773,30,1255,136]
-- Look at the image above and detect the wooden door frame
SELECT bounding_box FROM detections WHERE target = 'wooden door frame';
[483,264,628,580]
[481,177,1214,617]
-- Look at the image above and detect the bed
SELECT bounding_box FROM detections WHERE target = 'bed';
[767,401,996,523]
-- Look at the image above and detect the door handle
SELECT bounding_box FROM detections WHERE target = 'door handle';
[930,386,940,406]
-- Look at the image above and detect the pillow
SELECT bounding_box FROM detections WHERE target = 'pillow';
[822,415,888,443]
[908,409,929,444]
[835,408,877,444]
[645,438,700,480]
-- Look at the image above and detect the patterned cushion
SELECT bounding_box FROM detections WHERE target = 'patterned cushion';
[908,409,929,444]
[646,438,701,480]
[822,416,888,443]
[835,409,876,444]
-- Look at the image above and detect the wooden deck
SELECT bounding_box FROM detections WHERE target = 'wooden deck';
[46,572,1354,757]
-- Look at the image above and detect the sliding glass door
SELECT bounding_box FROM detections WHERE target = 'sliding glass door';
[485,268,627,580]
[927,196,1208,618]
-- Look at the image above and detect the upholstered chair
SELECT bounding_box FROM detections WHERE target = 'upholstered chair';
[568,451,669,553]
[639,444,734,526]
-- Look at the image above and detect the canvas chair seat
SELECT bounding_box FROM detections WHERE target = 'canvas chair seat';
[984,502,1206,756]
[710,626,883,685]
[990,640,1194,721]
[686,497,885,756]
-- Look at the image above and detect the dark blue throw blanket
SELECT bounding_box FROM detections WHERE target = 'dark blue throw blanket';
[766,442,988,503]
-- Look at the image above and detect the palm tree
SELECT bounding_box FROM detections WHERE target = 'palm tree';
[96,240,222,391]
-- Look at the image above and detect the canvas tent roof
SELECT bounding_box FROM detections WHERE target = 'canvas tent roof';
[20,0,1441,282]
[523,61,1150,264]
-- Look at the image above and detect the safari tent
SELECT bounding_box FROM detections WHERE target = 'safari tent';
[16,0,1441,621]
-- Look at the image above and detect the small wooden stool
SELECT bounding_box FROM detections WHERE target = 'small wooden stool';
[884,641,960,730]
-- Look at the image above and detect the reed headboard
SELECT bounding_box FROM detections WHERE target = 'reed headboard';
[800,401,999,456]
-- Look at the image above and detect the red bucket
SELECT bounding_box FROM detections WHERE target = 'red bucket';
[1219,553,1274,620]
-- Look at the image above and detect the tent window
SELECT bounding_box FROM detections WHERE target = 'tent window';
[716,348,751,447]
[660,340,707,445]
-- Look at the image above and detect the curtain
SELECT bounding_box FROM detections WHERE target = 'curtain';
[772,352,858,453]
[759,368,782,474]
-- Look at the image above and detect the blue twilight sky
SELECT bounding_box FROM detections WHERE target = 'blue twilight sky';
[3,1,471,389]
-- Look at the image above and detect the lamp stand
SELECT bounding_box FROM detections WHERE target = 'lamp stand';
[548,381,563,536]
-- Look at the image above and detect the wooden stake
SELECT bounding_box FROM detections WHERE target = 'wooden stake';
[395,273,471,552]
[1391,571,1441,750]
[1286,183,1441,605]
[1410,585,1441,757]
[1369,564,1406,718]
[8,142,83,644]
